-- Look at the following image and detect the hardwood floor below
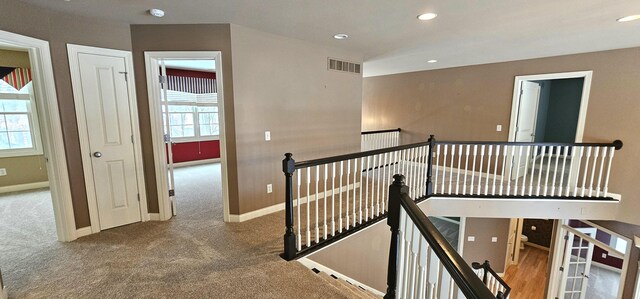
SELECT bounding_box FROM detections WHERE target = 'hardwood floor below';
[503,246,550,299]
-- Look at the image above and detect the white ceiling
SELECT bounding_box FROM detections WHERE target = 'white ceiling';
[22,0,640,77]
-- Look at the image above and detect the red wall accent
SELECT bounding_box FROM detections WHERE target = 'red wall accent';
[166,140,220,163]
[166,68,216,79]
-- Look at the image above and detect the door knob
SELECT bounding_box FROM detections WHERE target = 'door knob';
[93,152,102,158]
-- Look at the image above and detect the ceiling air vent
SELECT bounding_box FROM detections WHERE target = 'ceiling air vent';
[328,58,361,74]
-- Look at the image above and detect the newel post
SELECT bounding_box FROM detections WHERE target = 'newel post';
[426,134,435,196]
[385,174,408,299]
[283,153,297,261]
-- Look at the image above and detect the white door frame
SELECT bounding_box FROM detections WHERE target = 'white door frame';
[68,44,149,234]
[0,30,76,241]
[548,219,632,299]
[508,71,593,143]
[143,51,230,222]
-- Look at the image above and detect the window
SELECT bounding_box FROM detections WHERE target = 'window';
[162,89,219,141]
[0,81,42,157]
[610,236,628,253]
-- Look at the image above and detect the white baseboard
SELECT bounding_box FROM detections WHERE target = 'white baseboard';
[0,181,49,194]
[298,257,385,296]
[75,226,93,238]
[228,182,360,223]
[1,287,7,299]
[592,261,623,273]
[148,213,161,221]
[173,158,220,168]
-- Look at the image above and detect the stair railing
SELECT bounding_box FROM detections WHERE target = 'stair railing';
[472,260,511,298]
[385,174,499,299]
[361,128,401,151]
[283,135,623,260]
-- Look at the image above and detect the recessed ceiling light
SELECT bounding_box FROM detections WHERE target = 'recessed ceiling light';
[417,13,438,21]
[333,33,349,40]
[617,15,640,22]
[149,8,165,18]
[427,59,438,63]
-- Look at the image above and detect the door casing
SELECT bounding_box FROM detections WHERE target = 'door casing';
[68,44,148,234]
[0,30,76,241]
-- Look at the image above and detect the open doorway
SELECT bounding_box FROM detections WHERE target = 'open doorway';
[144,52,229,222]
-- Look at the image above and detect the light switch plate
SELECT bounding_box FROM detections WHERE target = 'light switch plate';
[492,237,498,243]
[468,236,475,242]
[0,168,6,176]
[602,253,607,258]
[265,131,271,141]
[496,125,502,132]
[267,184,273,193]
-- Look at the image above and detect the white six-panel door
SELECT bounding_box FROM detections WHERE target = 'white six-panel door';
[76,53,142,230]
[513,81,541,179]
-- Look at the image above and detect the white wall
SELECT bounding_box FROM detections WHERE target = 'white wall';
[229,24,364,214]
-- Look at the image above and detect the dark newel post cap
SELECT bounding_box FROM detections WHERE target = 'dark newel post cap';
[613,140,623,150]
[393,174,405,185]
[282,153,295,174]
[428,134,435,142]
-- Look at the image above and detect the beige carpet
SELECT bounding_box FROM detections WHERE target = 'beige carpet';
[0,163,365,298]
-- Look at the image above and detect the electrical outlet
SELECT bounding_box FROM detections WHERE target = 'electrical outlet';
[492,237,498,243]
[531,225,537,231]
[468,236,475,242]
[265,131,271,141]
[496,125,502,132]
[0,168,6,176]
[602,253,607,259]
[267,184,273,193]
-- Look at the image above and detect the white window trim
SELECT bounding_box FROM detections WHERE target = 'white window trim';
[0,84,44,158]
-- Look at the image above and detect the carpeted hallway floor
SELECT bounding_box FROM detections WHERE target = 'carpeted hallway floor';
[0,163,362,298]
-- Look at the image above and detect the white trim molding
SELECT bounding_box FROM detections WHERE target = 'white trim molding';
[173,158,220,168]
[0,181,49,194]
[144,51,230,222]
[0,29,76,242]
[67,44,149,235]
[74,226,93,239]
[148,213,161,221]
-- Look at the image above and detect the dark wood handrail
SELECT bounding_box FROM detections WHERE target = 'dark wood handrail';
[387,174,497,299]
[294,140,430,169]
[361,128,401,135]
[435,139,623,150]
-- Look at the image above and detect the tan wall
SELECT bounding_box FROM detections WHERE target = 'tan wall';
[0,0,133,228]
[362,47,640,225]
[462,218,511,273]
[0,49,30,67]
[230,24,363,214]
[129,24,237,214]
[0,156,48,187]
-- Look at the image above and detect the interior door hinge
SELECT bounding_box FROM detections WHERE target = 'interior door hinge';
[564,235,569,240]
[559,266,564,271]
[137,194,140,202]
[169,189,175,197]
[119,71,128,82]
[159,75,167,85]
[131,135,134,143]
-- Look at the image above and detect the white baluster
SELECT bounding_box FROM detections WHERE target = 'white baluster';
[470,145,478,195]
[551,146,561,196]
[434,145,441,194]
[338,161,343,233]
[323,164,328,240]
[478,145,485,195]
[346,160,350,227]
[603,147,615,197]
[441,145,448,194]
[359,157,364,224]
[521,146,530,196]
[297,171,302,250]
[306,168,311,247]
[492,145,500,195]
[581,147,592,197]
[536,146,544,196]
[376,154,382,216]
[464,144,470,195]
[529,146,538,196]
[543,146,553,196]
[588,147,599,197]
[315,166,320,243]
[485,145,492,195]
[396,210,407,298]
[558,146,569,196]
[513,146,522,195]
[572,147,584,197]
[331,163,336,236]
[372,154,378,218]
[596,147,607,197]
[381,153,387,212]
[500,146,507,196]
[507,145,515,195]
[365,156,370,220]
[352,159,357,227]
[448,145,456,195]
[456,144,463,195]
